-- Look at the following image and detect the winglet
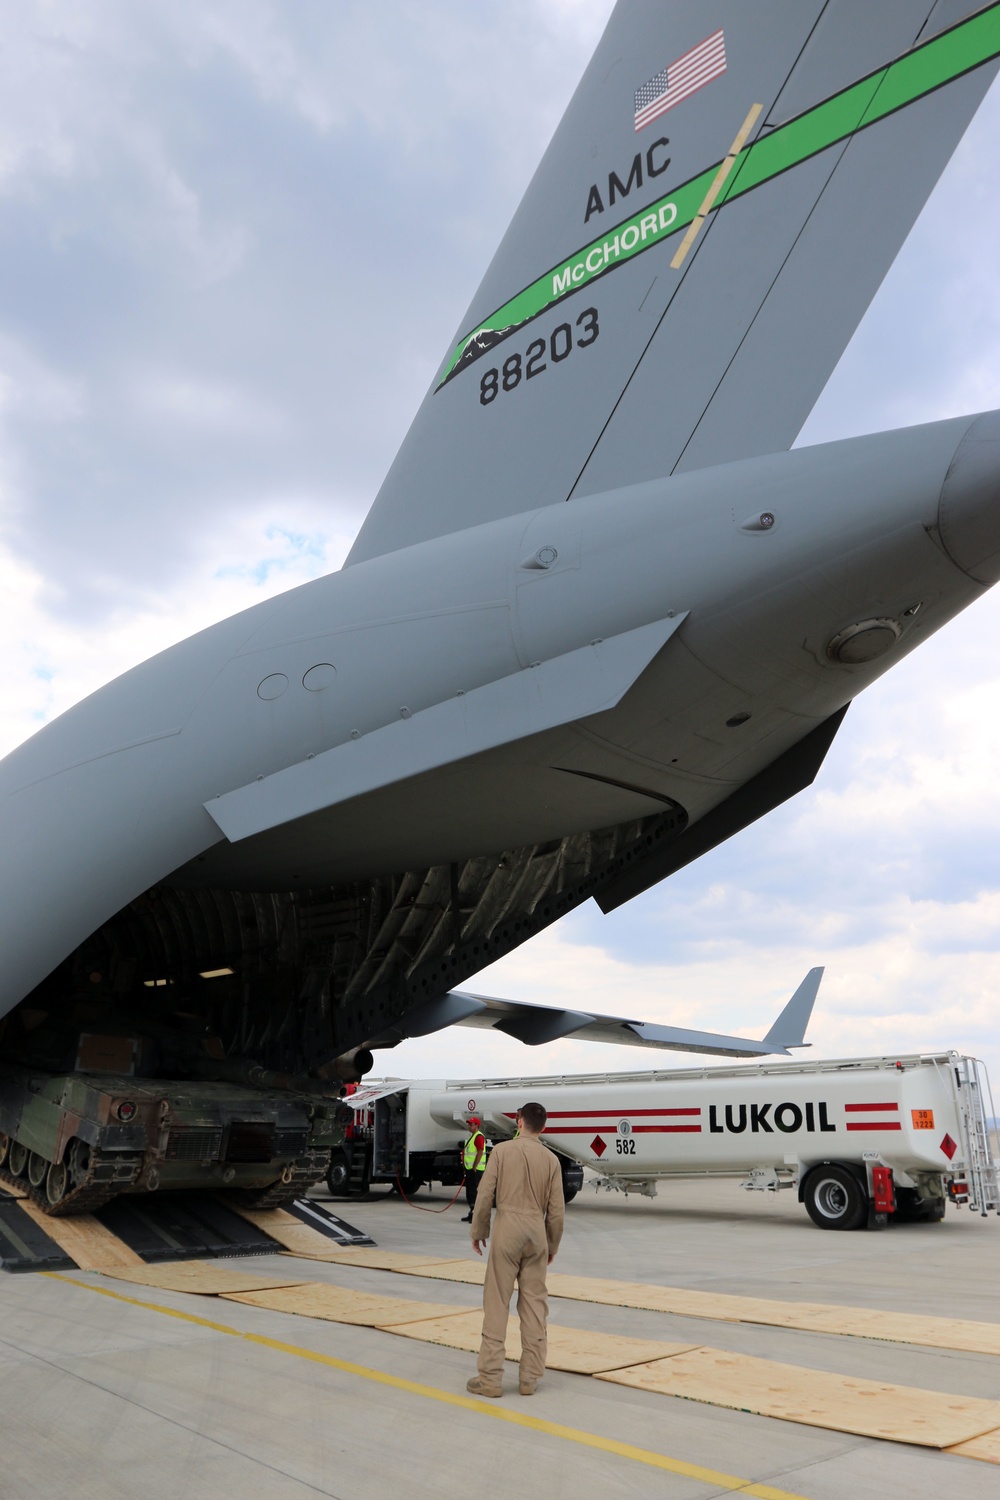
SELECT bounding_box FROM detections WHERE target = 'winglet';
[762,967,823,1051]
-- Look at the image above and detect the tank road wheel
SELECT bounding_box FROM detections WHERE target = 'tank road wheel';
[7,1140,28,1178]
[27,1151,49,1188]
[0,1134,9,1168]
[45,1160,69,1207]
[803,1165,867,1231]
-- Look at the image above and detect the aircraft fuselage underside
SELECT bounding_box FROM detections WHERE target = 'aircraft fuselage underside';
[2,411,997,1071]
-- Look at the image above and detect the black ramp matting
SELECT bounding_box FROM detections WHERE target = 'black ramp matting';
[96,1193,278,1262]
[0,1195,74,1272]
[0,1189,369,1272]
[286,1198,375,1245]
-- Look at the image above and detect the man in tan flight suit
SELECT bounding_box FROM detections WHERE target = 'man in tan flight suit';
[467,1101,564,1398]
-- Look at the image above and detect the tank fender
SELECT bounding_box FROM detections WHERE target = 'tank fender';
[0,1081,70,1160]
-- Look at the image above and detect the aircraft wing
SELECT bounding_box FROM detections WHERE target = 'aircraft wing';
[349,2,1000,565]
[379,967,823,1060]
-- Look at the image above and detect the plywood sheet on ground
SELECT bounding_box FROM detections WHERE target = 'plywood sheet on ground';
[546,1275,743,1320]
[596,1348,1000,1449]
[269,1243,364,1265]
[387,1309,486,1355]
[544,1328,699,1374]
[17,1201,144,1270]
[395,1258,486,1286]
[737,1302,1000,1357]
[545,1276,1000,1356]
[223,1282,475,1327]
[948,1426,1000,1464]
[1,1183,27,1198]
[388,1309,699,1373]
[563,1284,1000,1357]
[224,1204,343,1258]
[99,1262,310,1295]
[302,1257,1000,1358]
[298,1249,467,1272]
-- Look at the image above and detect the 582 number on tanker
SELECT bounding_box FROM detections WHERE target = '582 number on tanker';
[480,307,599,406]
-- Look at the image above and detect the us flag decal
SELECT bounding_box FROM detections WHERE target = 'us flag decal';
[634,29,727,131]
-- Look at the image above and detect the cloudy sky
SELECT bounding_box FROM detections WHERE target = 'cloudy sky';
[1,1,999,1088]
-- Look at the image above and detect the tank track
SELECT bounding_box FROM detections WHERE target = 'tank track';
[236,1149,331,1209]
[0,1147,143,1217]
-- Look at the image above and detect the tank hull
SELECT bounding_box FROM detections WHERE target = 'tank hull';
[0,1062,340,1214]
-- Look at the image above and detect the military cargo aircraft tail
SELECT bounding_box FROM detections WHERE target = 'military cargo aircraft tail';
[349,2,1000,565]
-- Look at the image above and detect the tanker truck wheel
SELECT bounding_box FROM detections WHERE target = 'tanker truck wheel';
[557,1156,584,1205]
[803,1165,866,1230]
[393,1176,423,1197]
[326,1149,351,1196]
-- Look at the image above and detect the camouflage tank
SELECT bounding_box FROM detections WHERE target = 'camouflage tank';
[0,1021,347,1216]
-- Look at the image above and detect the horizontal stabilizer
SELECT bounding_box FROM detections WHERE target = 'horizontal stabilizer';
[383,968,823,1059]
[205,614,685,844]
[596,708,848,913]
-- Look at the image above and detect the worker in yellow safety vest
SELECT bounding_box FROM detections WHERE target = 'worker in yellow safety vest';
[461,1117,488,1223]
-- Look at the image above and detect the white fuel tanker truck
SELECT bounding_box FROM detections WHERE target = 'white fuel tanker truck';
[426,1051,998,1230]
[329,1050,996,1231]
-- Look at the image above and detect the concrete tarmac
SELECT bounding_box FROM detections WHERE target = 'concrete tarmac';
[1,1178,998,1499]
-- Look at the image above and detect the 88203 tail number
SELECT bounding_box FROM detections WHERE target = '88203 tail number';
[480,307,599,406]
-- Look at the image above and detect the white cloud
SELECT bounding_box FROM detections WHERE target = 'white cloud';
[128,370,288,437]
[0,498,351,757]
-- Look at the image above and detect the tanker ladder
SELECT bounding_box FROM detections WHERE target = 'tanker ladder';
[954,1056,1000,1216]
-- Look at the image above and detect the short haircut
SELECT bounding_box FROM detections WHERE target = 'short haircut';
[518,1101,547,1133]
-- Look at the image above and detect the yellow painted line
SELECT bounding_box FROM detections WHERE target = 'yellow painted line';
[46,1272,809,1498]
[671,102,764,269]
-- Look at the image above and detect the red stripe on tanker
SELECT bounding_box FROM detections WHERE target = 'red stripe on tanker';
[545,1124,702,1134]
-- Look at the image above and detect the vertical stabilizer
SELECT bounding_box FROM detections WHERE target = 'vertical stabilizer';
[348,2,1000,565]
[763,967,824,1050]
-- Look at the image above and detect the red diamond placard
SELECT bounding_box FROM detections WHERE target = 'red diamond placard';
[590,1135,607,1158]
[940,1132,957,1159]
